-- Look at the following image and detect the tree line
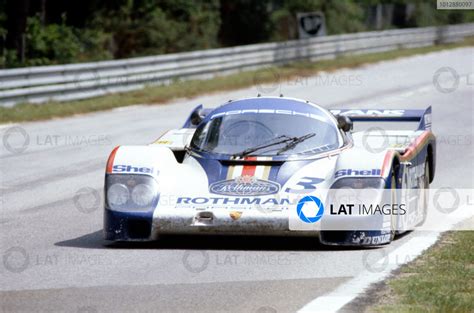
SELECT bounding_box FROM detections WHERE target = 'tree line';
[1,0,473,68]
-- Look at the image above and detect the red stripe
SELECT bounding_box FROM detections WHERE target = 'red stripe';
[401,131,430,161]
[106,146,120,173]
[381,131,433,177]
[242,156,257,176]
[381,150,393,177]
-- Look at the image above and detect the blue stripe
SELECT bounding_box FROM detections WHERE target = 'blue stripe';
[272,160,314,186]
[193,155,316,190]
[193,156,229,185]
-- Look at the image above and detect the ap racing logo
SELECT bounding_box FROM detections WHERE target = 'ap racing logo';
[209,175,280,196]
[296,195,324,223]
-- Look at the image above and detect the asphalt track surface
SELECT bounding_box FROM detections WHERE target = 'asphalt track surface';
[1,47,473,313]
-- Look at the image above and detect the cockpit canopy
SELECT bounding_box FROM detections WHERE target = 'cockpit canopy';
[190,98,343,158]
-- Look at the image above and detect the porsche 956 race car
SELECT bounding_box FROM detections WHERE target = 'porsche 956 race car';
[103,96,435,246]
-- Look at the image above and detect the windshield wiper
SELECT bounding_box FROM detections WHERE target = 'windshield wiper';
[232,135,294,158]
[276,133,316,155]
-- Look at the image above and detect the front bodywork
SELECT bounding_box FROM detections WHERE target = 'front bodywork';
[103,97,436,246]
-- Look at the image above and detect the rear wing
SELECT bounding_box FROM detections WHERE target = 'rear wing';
[182,104,214,128]
[329,107,432,130]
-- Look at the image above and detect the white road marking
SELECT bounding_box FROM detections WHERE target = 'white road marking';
[297,234,439,313]
[112,104,146,112]
[298,205,473,313]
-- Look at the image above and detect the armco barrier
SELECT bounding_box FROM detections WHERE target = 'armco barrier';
[0,23,473,107]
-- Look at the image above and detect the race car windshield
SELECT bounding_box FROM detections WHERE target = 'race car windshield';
[190,112,341,157]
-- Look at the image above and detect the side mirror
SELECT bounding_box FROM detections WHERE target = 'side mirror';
[337,115,353,132]
[190,110,203,126]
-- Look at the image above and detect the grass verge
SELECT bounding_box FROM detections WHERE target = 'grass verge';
[370,231,474,312]
[1,37,473,124]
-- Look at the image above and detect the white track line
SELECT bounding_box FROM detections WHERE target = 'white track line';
[297,234,439,313]
[298,205,473,313]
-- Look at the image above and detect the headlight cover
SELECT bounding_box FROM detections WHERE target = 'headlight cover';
[105,174,159,211]
[328,177,388,212]
[131,184,155,207]
[107,183,130,206]
[330,177,385,189]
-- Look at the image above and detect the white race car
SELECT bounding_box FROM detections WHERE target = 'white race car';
[103,96,435,246]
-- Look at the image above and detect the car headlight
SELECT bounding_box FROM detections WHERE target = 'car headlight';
[107,183,130,206]
[328,178,386,212]
[105,174,159,211]
[331,177,385,189]
[131,184,155,207]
